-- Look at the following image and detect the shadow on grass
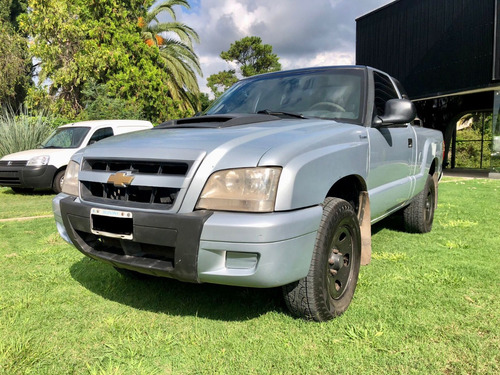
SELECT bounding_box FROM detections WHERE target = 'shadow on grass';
[2,188,54,196]
[70,257,285,321]
[371,211,406,235]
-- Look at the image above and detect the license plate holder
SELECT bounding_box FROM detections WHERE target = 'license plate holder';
[91,208,133,240]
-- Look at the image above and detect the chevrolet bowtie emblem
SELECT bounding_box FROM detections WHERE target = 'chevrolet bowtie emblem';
[107,171,135,187]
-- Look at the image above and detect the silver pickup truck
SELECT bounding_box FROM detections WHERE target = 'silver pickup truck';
[53,66,443,321]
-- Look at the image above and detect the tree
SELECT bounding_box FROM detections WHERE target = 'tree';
[207,70,238,98]
[0,0,30,109]
[207,36,281,98]
[140,0,201,112]
[20,0,196,122]
[79,81,144,121]
[221,36,281,77]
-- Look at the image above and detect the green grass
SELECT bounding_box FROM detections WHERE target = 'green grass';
[0,188,55,219]
[0,179,499,374]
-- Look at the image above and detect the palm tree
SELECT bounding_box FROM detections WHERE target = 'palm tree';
[139,0,201,112]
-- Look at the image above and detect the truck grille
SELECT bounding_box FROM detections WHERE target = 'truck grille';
[80,158,193,210]
[82,159,189,175]
[82,182,179,206]
[0,160,27,167]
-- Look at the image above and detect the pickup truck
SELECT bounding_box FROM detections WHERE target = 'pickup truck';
[53,66,443,321]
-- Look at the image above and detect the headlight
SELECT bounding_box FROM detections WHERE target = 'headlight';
[62,160,80,196]
[196,167,282,212]
[27,155,50,166]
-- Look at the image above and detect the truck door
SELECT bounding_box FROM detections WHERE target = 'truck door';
[367,71,417,219]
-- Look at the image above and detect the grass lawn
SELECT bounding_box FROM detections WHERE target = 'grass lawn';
[0,188,54,220]
[0,179,499,374]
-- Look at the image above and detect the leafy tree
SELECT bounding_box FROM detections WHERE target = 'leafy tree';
[0,0,30,108]
[1,0,27,29]
[79,81,144,121]
[221,36,281,77]
[139,0,201,112]
[197,92,212,112]
[20,0,195,122]
[207,36,281,98]
[0,23,27,107]
[207,70,238,98]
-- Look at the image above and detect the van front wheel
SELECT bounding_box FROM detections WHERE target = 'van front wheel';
[53,170,65,194]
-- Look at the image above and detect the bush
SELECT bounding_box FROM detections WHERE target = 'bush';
[0,105,57,158]
[455,113,492,169]
[79,82,145,121]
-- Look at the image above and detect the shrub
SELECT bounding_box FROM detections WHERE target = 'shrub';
[79,82,145,121]
[0,105,57,158]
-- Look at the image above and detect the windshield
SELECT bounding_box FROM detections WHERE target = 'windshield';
[40,127,90,149]
[205,68,366,124]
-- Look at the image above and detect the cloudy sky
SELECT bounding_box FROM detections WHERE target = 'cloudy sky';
[172,0,395,95]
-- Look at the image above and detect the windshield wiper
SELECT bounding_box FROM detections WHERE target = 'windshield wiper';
[257,109,307,119]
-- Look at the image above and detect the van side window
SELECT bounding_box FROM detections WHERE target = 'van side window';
[373,71,399,117]
[88,127,114,145]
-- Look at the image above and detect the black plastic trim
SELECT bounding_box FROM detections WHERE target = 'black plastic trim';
[156,113,280,129]
[0,164,57,189]
[60,196,213,282]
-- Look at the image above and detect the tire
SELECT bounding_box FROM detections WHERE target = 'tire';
[283,197,361,322]
[403,174,436,233]
[52,169,66,194]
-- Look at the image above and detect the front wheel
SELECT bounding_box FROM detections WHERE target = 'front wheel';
[283,197,361,322]
[52,170,66,194]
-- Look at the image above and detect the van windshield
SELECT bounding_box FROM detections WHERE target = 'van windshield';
[40,127,90,149]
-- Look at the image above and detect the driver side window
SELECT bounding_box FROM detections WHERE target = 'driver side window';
[373,72,399,117]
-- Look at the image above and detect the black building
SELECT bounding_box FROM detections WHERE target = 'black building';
[356,0,500,175]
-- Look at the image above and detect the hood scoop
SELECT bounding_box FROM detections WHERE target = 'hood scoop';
[156,113,280,129]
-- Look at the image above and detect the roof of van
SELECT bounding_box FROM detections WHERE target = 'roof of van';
[59,119,153,129]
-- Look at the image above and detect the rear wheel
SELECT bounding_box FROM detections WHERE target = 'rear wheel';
[283,197,361,321]
[403,174,436,233]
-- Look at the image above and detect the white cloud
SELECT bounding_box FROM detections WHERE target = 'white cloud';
[176,0,394,94]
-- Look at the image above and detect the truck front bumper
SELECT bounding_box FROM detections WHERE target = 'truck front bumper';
[53,194,321,288]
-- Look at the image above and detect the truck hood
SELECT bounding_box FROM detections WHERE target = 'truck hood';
[80,116,364,170]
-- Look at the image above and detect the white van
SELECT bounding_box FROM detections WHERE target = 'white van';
[0,119,153,193]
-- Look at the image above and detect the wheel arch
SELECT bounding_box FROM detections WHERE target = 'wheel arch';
[325,175,366,212]
[428,157,439,210]
[429,157,440,177]
[325,175,372,266]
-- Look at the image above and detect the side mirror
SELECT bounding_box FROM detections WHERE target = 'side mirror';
[373,99,416,127]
